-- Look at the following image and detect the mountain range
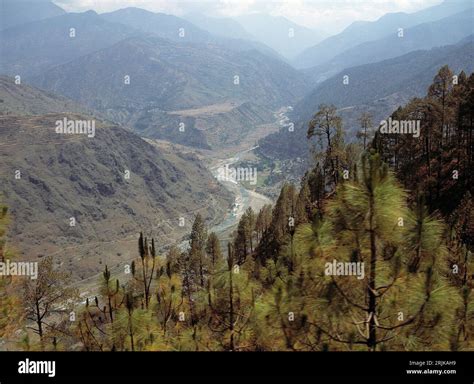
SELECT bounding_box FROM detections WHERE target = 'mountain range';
[0,10,137,77]
[259,37,474,160]
[0,3,315,149]
[1,0,474,280]
[29,31,310,148]
[102,7,283,60]
[294,0,473,69]
[302,8,474,82]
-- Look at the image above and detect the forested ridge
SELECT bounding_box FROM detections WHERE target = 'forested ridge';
[1,66,472,351]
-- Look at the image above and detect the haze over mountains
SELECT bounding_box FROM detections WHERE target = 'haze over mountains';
[294,0,473,69]
[259,37,474,160]
[300,9,474,82]
[1,3,313,148]
[0,10,137,77]
[1,0,473,281]
[0,0,65,30]
[30,31,308,148]
[102,8,284,60]
[3,1,471,146]
[234,13,327,59]
[184,12,255,41]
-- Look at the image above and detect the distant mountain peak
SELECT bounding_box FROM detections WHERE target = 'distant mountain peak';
[294,0,473,69]
[82,10,98,16]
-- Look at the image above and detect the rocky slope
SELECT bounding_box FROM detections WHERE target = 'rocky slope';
[0,81,232,280]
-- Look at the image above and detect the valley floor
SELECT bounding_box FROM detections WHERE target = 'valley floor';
[70,143,273,305]
[65,108,284,307]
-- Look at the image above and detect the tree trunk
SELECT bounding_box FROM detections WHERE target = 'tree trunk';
[35,299,43,341]
[367,187,377,351]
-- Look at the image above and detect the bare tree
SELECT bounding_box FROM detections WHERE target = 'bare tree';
[23,256,77,348]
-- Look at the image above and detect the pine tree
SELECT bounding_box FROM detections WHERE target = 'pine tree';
[306,164,326,217]
[356,112,373,150]
[244,207,256,253]
[307,104,345,187]
[155,258,183,338]
[100,265,120,323]
[256,184,297,264]
[165,245,181,276]
[375,67,473,214]
[234,214,249,265]
[132,232,156,309]
[125,290,135,351]
[255,204,272,242]
[446,192,474,350]
[189,214,208,288]
[293,151,457,350]
[206,232,222,272]
[207,243,255,350]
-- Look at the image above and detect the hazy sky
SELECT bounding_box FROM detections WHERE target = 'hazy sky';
[54,0,443,33]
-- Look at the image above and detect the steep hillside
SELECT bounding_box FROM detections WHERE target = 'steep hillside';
[32,35,309,148]
[33,35,308,110]
[294,0,473,68]
[130,101,274,149]
[1,7,307,149]
[0,76,93,116]
[0,82,232,280]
